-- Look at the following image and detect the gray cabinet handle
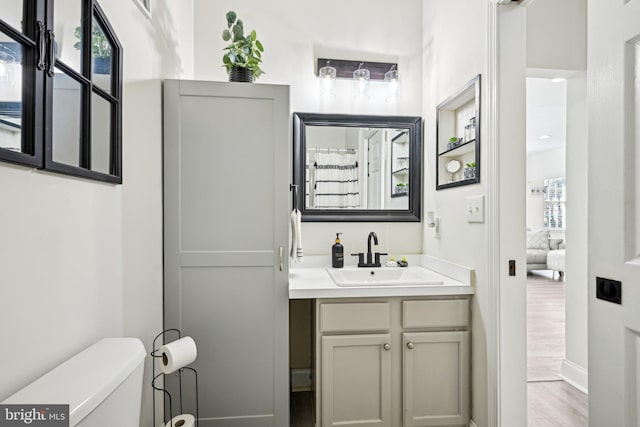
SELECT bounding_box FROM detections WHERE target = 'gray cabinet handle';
[279,247,283,271]
[407,342,414,350]
[383,343,391,351]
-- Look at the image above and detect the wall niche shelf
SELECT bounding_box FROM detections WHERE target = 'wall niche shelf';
[436,75,481,190]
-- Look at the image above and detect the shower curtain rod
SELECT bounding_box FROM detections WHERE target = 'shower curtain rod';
[307,147,357,153]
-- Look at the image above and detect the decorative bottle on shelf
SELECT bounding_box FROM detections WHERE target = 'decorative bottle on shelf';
[469,117,476,141]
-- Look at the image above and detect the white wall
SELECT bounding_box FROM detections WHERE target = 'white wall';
[193,0,424,257]
[0,3,194,427]
[422,2,488,426]
[526,148,566,231]
[562,73,589,389]
[526,0,587,72]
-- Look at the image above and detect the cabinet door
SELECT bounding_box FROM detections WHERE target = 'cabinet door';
[403,331,469,427]
[163,80,290,427]
[322,334,392,427]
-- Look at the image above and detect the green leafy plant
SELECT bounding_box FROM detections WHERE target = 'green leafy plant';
[73,24,111,58]
[222,11,264,78]
[396,182,408,187]
[466,161,476,168]
[449,137,460,143]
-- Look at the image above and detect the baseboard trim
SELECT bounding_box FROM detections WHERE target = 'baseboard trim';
[559,359,588,394]
[469,419,479,427]
[290,368,312,392]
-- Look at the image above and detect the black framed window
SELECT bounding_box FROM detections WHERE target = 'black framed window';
[0,0,122,184]
[0,1,45,168]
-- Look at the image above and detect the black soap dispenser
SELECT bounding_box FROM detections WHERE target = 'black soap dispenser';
[332,233,344,268]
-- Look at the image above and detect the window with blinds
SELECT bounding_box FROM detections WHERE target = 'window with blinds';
[544,177,566,229]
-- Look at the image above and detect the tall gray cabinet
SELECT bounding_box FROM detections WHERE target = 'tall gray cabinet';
[163,80,290,427]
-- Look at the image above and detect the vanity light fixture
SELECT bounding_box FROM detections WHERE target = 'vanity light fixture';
[539,134,552,140]
[318,60,337,98]
[315,58,398,102]
[353,63,370,101]
[550,77,566,83]
[384,65,400,102]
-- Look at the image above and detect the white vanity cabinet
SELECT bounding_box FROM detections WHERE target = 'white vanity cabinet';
[316,297,470,427]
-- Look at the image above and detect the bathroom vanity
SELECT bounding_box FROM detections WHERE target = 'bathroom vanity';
[290,260,474,427]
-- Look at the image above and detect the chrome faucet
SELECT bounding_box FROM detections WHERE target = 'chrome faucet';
[352,231,387,267]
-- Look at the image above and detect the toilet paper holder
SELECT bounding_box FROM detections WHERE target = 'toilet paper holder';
[151,329,200,427]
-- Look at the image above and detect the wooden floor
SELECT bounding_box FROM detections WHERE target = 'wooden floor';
[527,271,588,427]
[290,391,314,427]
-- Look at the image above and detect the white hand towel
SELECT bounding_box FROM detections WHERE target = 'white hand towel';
[290,209,303,263]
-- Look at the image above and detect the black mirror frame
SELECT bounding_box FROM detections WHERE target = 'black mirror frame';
[292,112,422,222]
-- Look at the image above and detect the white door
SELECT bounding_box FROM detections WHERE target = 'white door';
[368,131,383,208]
[588,2,640,426]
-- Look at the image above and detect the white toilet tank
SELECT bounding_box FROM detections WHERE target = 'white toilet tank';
[3,338,146,426]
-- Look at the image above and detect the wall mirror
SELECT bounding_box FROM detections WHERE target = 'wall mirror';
[436,74,481,190]
[293,113,422,222]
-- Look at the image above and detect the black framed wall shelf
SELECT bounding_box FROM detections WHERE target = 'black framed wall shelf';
[0,0,123,183]
[436,74,480,190]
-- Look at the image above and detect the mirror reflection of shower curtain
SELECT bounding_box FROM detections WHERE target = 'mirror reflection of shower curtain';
[313,152,359,208]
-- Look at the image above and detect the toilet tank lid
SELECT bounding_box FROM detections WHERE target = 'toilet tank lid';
[3,338,145,425]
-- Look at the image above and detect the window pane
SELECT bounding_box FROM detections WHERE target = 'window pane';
[54,1,82,73]
[0,34,23,153]
[52,70,82,167]
[0,0,24,33]
[91,93,111,174]
[91,19,112,93]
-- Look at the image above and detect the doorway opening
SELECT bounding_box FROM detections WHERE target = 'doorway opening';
[525,75,587,425]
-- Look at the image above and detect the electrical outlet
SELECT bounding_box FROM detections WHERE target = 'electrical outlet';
[466,195,485,223]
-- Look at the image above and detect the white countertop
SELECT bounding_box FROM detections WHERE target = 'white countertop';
[289,256,475,299]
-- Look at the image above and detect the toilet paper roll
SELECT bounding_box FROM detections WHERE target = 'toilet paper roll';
[159,336,197,374]
[164,414,195,427]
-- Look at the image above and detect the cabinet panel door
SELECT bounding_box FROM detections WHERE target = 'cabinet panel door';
[164,81,290,427]
[322,334,392,427]
[403,331,469,427]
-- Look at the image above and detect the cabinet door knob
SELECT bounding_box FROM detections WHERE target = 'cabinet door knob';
[383,343,391,351]
[407,342,414,350]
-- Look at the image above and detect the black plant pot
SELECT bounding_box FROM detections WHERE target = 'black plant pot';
[229,66,254,83]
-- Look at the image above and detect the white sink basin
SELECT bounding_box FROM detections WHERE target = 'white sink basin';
[327,266,445,287]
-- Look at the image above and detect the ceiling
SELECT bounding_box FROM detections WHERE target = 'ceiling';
[526,77,567,155]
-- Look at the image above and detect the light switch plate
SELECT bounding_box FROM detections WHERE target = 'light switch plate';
[467,195,484,223]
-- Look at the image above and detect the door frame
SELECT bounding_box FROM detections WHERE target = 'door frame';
[486,1,529,426]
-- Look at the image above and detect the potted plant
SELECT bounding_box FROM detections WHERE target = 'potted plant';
[447,136,462,150]
[222,11,264,82]
[395,182,409,194]
[464,161,477,179]
[74,25,111,74]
